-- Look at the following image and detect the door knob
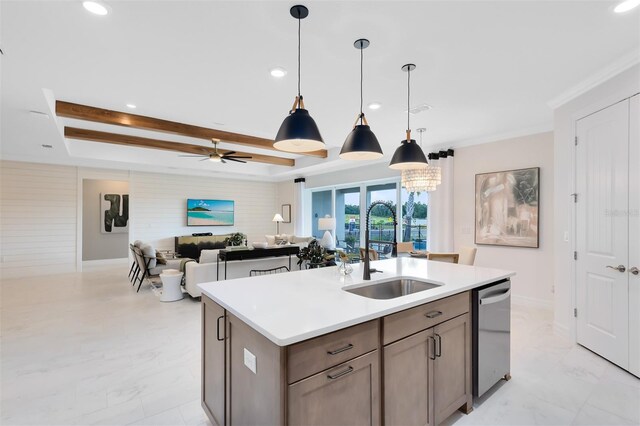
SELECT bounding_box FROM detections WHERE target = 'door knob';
[606,265,626,273]
[630,267,639,276]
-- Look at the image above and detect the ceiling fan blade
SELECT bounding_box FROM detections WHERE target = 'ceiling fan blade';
[221,158,227,164]
[223,151,236,156]
[225,158,247,163]
[179,154,207,157]
[199,158,210,162]
[225,155,252,159]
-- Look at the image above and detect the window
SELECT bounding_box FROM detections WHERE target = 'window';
[335,187,360,254]
[366,183,397,258]
[311,190,332,239]
[401,188,428,250]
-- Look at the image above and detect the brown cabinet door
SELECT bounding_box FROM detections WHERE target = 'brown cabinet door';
[383,329,434,426]
[202,297,226,426]
[288,351,380,426]
[432,314,472,425]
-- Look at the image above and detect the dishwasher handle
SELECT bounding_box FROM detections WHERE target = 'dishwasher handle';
[479,289,511,305]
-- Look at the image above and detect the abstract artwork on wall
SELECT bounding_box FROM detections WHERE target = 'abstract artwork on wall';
[475,167,539,248]
[101,193,129,234]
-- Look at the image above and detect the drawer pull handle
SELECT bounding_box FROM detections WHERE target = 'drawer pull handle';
[327,344,354,355]
[327,366,354,380]
[435,333,442,357]
[428,335,436,360]
[425,310,443,319]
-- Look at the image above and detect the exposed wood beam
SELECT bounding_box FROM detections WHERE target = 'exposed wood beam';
[64,127,295,167]
[56,101,328,158]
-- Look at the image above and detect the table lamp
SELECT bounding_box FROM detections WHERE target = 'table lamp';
[272,213,284,234]
[318,216,336,250]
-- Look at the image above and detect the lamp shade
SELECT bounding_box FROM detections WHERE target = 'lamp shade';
[318,217,335,231]
[274,108,325,153]
[272,213,284,222]
[339,125,384,160]
[389,139,428,170]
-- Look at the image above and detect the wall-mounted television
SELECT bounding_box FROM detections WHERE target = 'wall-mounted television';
[187,199,234,226]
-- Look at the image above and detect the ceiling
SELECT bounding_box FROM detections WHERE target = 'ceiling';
[1,1,639,181]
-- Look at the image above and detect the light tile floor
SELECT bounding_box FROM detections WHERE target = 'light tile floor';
[1,267,639,425]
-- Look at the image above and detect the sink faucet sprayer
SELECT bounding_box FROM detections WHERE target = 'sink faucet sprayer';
[363,201,398,280]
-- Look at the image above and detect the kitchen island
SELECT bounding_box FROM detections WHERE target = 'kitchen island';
[199,257,515,426]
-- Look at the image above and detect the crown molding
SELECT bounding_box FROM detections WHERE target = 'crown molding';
[547,49,640,110]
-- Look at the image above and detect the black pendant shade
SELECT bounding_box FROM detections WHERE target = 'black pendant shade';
[274,5,325,153]
[389,139,428,170]
[274,108,325,152]
[340,125,383,160]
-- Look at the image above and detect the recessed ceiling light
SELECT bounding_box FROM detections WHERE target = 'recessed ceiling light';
[126,103,136,109]
[270,67,287,78]
[368,102,382,110]
[614,0,640,13]
[83,1,109,16]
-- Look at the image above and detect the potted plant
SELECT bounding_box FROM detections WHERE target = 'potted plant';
[296,239,335,269]
[224,232,246,248]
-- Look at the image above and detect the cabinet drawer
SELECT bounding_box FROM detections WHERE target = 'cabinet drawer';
[383,292,469,345]
[287,320,379,384]
[287,350,380,426]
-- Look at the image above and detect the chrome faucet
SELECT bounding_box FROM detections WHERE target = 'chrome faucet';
[363,201,398,280]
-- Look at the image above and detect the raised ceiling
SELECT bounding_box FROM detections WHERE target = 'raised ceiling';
[1,1,638,180]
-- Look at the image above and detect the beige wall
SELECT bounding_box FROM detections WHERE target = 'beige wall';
[82,179,129,261]
[454,132,554,308]
[276,180,295,235]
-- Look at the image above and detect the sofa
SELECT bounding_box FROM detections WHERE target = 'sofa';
[174,234,232,260]
[184,249,295,297]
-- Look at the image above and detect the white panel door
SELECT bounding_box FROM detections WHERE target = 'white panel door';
[629,94,639,377]
[576,99,629,369]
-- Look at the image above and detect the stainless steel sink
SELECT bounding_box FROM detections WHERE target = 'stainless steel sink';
[345,278,441,300]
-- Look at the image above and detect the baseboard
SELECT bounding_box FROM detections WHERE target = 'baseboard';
[511,294,553,311]
[553,321,572,340]
[82,258,129,271]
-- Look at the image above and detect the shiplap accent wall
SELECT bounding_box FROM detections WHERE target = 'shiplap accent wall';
[0,161,279,279]
[1,161,78,278]
[129,171,278,251]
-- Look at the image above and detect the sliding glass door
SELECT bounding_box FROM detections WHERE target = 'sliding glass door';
[365,183,397,259]
[311,190,332,239]
[401,189,429,250]
[335,187,360,254]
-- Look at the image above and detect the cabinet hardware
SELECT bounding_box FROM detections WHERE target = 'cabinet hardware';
[425,310,443,319]
[327,366,354,380]
[327,344,354,355]
[630,267,639,276]
[606,264,626,273]
[216,315,225,341]
[428,335,436,360]
[435,334,442,357]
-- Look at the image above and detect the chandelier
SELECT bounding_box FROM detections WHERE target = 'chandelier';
[400,129,441,192]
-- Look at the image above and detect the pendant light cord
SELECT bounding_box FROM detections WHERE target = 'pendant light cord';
[407,67,411,134]
[360,42,364,125]
[297,16,301,100]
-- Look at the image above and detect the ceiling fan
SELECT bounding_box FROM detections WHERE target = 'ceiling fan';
[179,139,252,164]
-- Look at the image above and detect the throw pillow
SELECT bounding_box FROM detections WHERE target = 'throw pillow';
[199,249,219,264]
[140,244,157,269]
[265,235,276,246]
[134,240,143,247]
[156,250,167,265]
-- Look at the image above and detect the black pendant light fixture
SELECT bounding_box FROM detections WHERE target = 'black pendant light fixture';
[389,64,428,170]
[339,39,383,161]
[274,5,325,153]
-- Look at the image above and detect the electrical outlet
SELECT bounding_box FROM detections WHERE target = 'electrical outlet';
[243,348,256,374]
[563,231,569,242]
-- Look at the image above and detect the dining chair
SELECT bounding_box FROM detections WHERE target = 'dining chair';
[458,247,478,265]
[359,247,379,261]
[427,253,460,263]
[250,266,290,276]
[128,244,139,282]
[396,242,415,253]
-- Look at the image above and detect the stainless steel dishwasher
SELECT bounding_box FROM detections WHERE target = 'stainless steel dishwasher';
[473,279,511,397]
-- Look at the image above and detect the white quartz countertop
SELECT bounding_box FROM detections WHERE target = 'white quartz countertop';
[198,257,515,346]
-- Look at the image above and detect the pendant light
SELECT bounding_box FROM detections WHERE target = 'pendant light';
[274,5,325,153]
[389,64,428,170]
[339,39,383,160]
[401,128,440,192]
